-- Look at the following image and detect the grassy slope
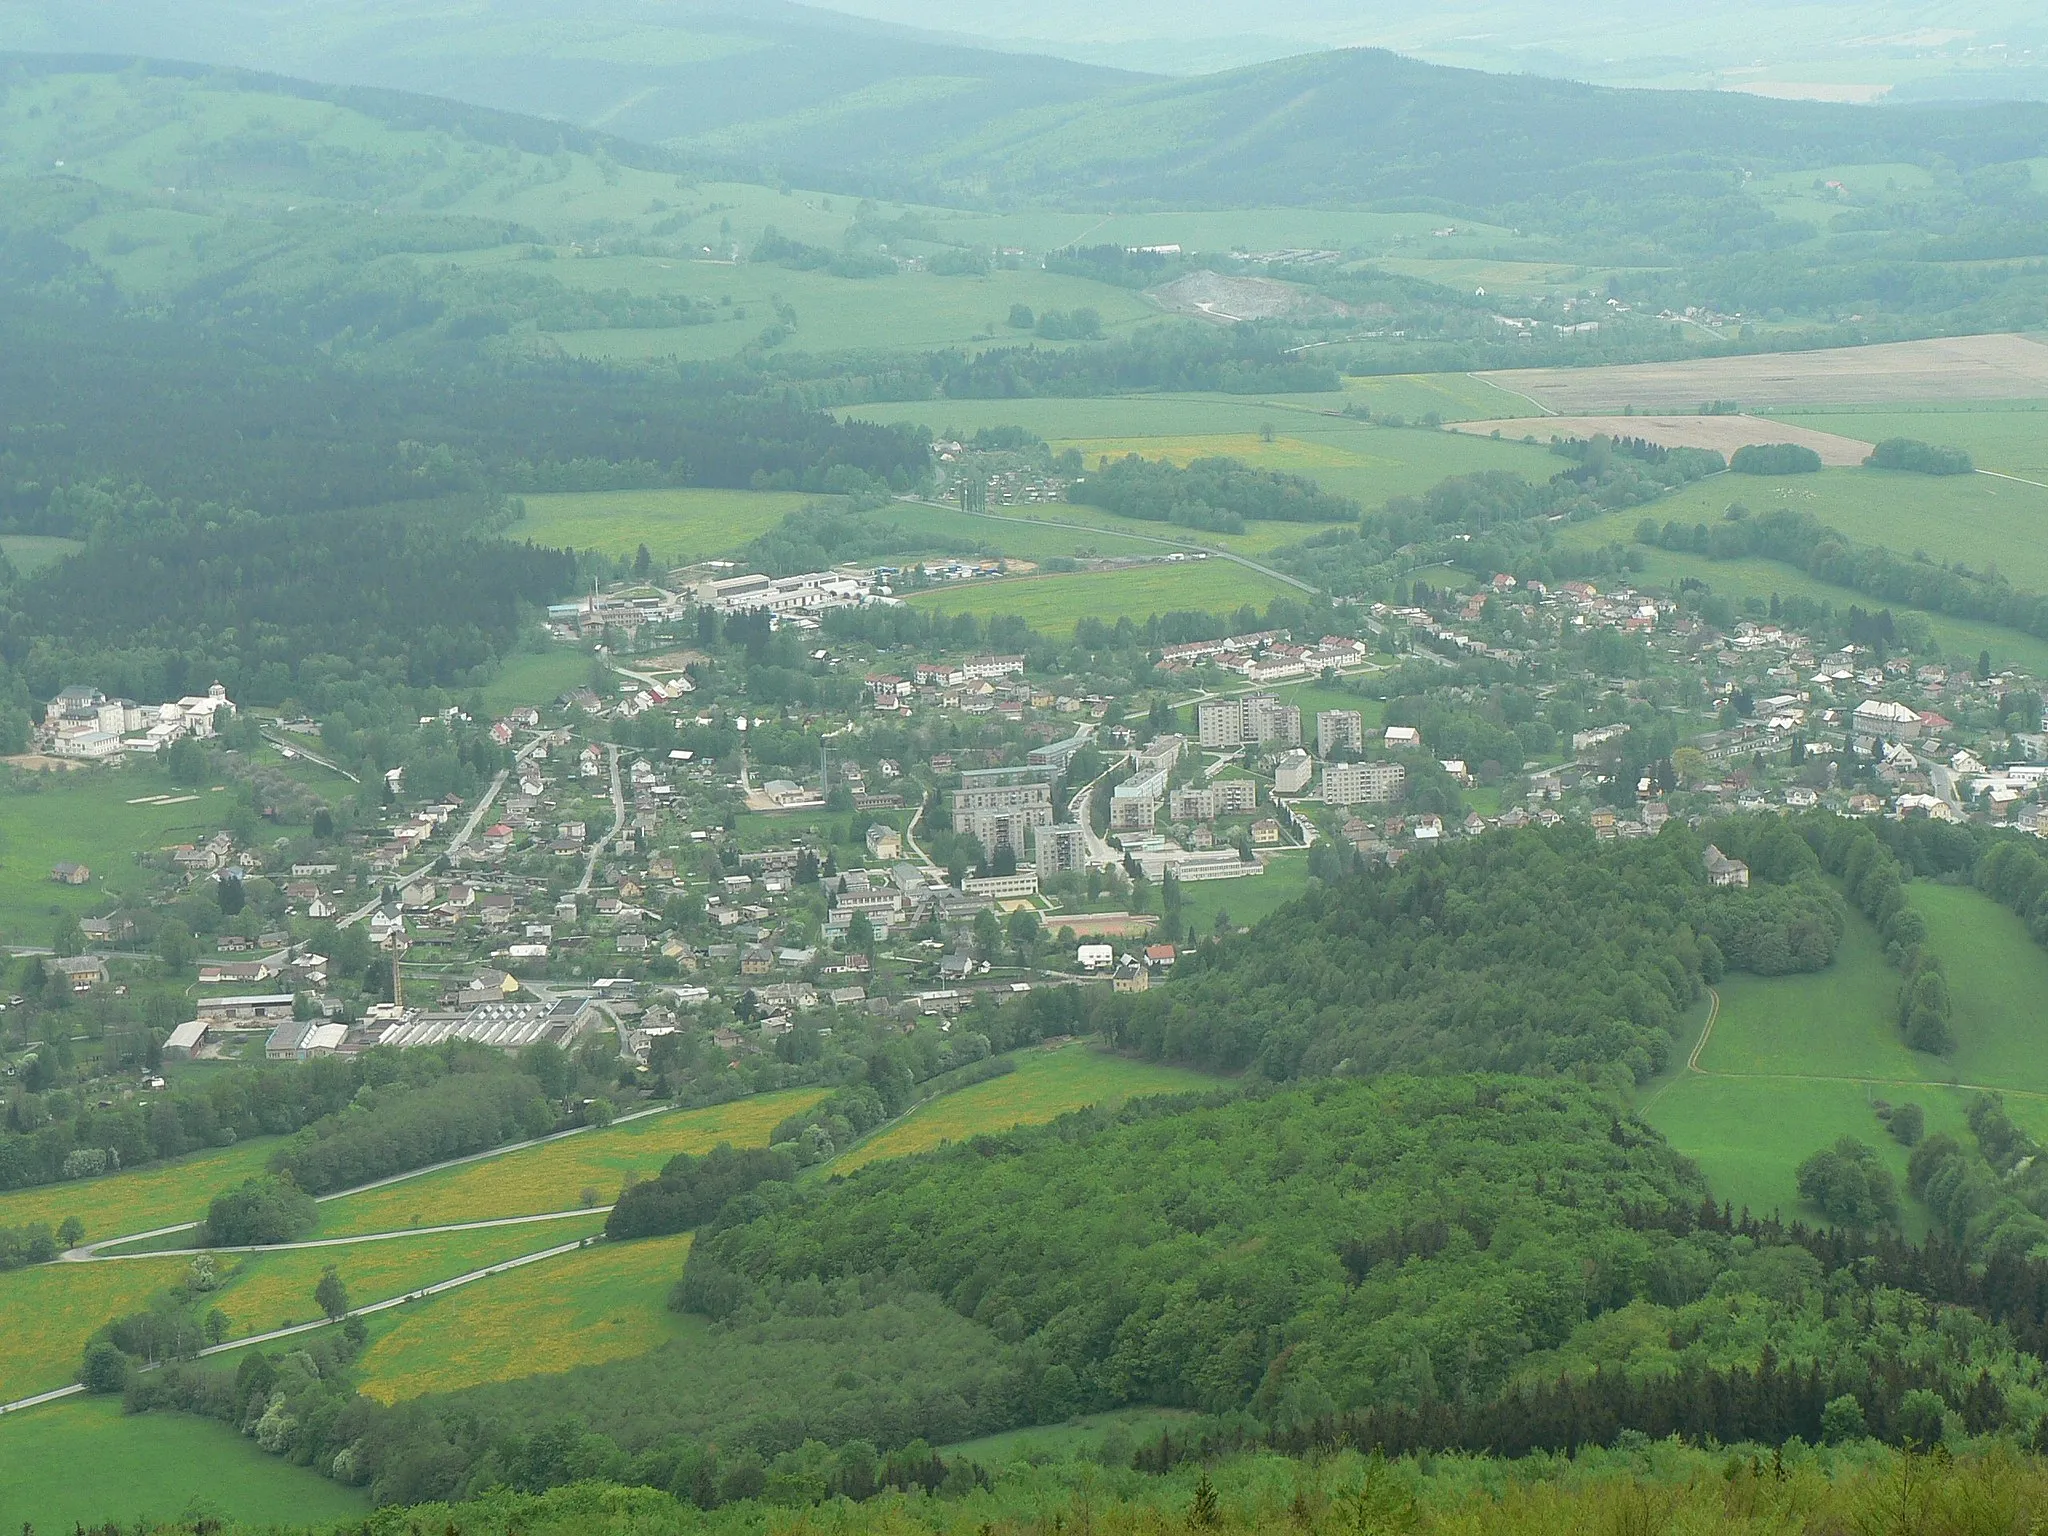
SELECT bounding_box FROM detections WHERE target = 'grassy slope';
[1172,853,1314,937]
[904,562,1295,629]
[0,1395,366,1534]
[831,1044,1217,1174]
[0,1254,189,1401]
[353,1232,699,1401]
[210,1214,609,1339]
[479,648,597,714]
[314,1090,826,1236]
[0,1136,278,1237]
[1644,882,2048,1226]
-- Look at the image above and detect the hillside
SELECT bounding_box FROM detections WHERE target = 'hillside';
[0,0,1139,173]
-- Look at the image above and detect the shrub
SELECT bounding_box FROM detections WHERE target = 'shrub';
[1866,438,1973,475]
[1795,1137,1898,1226]
[203,1176,316,1246]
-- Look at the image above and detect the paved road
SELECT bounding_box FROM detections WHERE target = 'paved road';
[261,731,360,784]
[68,1206,609,1263]
[574,744,625,896]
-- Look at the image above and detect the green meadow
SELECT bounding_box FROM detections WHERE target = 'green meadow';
[904,561,1297,630]
[511,487,824,561]
[1171,854,1315,937]
[479,646,599,714]
[0,1395,367,1533]
[0,770,239,939]
[1768,404,2048,481]
[1643,882,2048,1228]
[0,535,83,575]
[0,1135,276,1238]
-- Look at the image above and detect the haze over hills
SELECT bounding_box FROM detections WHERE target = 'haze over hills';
[0,0,1139,166]
[796,0,2048,96]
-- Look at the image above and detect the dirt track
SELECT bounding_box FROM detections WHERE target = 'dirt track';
[1476,333,2048,413]
[1446,414,1874,466]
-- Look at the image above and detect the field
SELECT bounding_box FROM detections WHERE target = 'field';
[353,1232,699,1401]
[209,1214,610,1339]
[829,1045,1216,1173]
[904,562,1298,630]
[519,254,1163,363]
[1476,334,2048,414]
[1339,372,1549,423]
[512,487,825,561]
[887,500,1175,561]
[314,1091,825,1236]
[844,393,1561,517]
[0,1395,367,1534]
[1643,883,2048,1227]
[1446,414,1875,465]
[1768,404,2048,482]
[0,768,236,937]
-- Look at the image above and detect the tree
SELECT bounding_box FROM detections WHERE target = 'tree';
[81,1339,131,1394]
[1795,1137,1898,1226]
[846,911,876,959]
[1821,1394,1867,1444]
[1888,1102,1925,1147]
[51,913,85,958]
[972,907,1003,963]
[585,1097,616,1129]
[216,873,245,917]
[57,1216,84,1249]
[315,1265,350,1320]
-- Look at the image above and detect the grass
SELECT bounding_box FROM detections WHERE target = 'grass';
[209,1214,609,1339]
[0,768,238,937]
[0,1394,367,1532]
[1339,373,1553,423]
[942,1406,1202,1463]
[829,1044,1214,1174]
[1641,881,2048,1229]
[0,1254,188,1400]
[512,487,823,561]
[888,500,1175,562]
[478,646,598,713]
[315,1090,827,1236]
[0,1135,277,1241]
[523,256,1162,362]
[1913,882,2048,1095]
[0,535,82,575]
[904,563,1296,631]
[353,1232,698,1401]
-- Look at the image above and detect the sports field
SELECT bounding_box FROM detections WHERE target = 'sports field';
[315,1090,825,1236]
[905,562,1297,630]
[1174,854,1313,937]
[353,1232,699,1401]
[0,1395,367,1534]
[831,1044,1214,1173]
[513,487,823,560]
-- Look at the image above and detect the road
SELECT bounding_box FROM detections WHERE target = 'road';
[260,731,360,784]
[1067,755,1124,869]
[575,743,625,896]
[68,1206,608,1262]
[901,496,1317,595]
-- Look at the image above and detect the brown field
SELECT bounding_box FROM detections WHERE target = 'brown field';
[1476,334,2048,413]
[1446,414,1874,466]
